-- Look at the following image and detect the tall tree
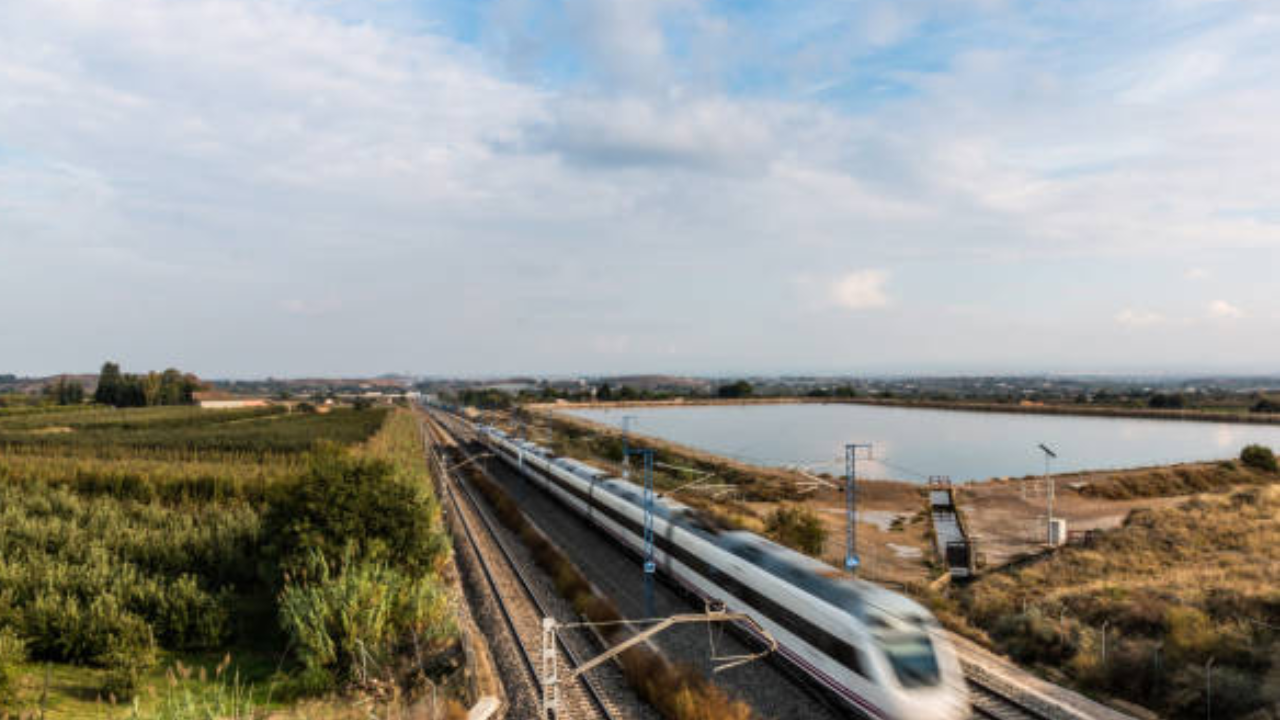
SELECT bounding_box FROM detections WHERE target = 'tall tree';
[43,377,85,406]
[94,362,122,406]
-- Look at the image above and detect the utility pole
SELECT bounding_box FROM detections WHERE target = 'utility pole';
[628,447,657,615]
[844,443,873,574]
[619,415,639,479]
[1039,443,1058,546]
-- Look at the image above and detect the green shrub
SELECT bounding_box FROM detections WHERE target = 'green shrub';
[0,626,25,703]
[765,507,827,556]
[990,611,1080,666]
[1241,444,1278,473]
[277,550,456,689]
[264,444,448,575]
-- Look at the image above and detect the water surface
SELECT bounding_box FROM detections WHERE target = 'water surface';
[563,403,1280,483]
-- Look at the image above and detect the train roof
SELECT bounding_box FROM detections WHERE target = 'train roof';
[483,431,932,629]
[552,457,610,479]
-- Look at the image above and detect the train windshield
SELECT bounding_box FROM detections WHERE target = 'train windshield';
[877,631,941,688]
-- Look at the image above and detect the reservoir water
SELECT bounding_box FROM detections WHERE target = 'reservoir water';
[562,403,1280,483]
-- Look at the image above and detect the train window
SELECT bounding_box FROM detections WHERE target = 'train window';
[729,544,765,564]
[878,632,941,688]
[836,643,864,677]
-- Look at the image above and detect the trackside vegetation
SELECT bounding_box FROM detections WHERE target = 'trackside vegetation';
[0,404,459,718]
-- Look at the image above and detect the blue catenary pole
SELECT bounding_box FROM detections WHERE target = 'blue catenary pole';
[845,444,872,574]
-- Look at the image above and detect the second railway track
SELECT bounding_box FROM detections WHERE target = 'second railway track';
[967,678,1054,720]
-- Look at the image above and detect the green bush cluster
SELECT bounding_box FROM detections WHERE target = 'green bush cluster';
[764,507,827,556]
[278,551,455,689]
[1241,444,1278,472]
[0,406,388,457]
[267,430,456,691]
[264,444,449,577]
[0,483,259,696]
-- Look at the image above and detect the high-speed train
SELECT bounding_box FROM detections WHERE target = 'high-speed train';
[472,423,970,720]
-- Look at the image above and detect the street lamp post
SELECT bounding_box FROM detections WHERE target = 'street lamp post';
[1038,443,1058,546]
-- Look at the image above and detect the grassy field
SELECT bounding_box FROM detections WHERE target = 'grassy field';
[0,404,459,719]
[946,485,1280,719]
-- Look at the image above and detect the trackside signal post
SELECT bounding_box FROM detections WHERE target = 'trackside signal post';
[627,447,657,615]
[845,443,873,574]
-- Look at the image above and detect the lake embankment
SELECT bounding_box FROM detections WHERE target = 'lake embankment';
[536,396,1280,426]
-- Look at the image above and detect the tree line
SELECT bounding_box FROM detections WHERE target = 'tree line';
[92,362,204,408]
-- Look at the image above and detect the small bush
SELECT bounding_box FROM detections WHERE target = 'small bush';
[1241,444,1278,473]
[1251,398,1280,414]
[0,626,25,703]
[764,507,827,556]
[990,612,1080,666]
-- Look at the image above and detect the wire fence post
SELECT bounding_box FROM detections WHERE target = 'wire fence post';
[1101,619,1109,666]
[1205,656,1215,720]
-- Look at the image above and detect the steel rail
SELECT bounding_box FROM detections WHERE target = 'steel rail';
[967,676,1056,720]
[427,416,617,720]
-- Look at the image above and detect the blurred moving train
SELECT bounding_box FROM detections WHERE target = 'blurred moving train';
[472,422,971,720]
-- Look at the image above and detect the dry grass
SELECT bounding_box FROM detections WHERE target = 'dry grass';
[1075,459,1276,500]
[952,485,1280,719]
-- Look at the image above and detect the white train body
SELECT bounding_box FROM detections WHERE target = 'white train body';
[474,424,970,720]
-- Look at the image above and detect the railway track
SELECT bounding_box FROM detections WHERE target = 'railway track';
[967,677,1055,720]
[423,415,627,720]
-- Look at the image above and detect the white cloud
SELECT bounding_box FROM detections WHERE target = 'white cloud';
[828,270,890,310]
[1115,308,1166,327]
[532,96,774,171]
[280,298,341,316]
[592,334,632,354]
[1208,300,1244,319]
[2,0,1279,374]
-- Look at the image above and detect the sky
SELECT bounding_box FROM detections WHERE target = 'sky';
[1,0,1278,378]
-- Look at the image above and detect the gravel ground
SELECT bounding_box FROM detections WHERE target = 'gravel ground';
[472,445,848,720]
